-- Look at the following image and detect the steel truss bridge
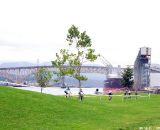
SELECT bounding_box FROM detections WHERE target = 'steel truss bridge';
[0,65,159,84]
[0,65,120,83]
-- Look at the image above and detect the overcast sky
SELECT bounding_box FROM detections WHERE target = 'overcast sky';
[0,0,160,67]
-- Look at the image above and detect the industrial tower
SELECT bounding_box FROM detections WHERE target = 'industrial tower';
[134,47,151,90]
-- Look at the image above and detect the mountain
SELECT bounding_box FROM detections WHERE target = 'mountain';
[0,61,54,68]
[0,62,36,68]
[40,62,52,66]
[0,61,103,68]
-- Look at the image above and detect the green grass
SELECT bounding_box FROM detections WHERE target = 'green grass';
[0,86,160,130]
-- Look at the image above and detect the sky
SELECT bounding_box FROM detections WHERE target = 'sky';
[0,0,160,67]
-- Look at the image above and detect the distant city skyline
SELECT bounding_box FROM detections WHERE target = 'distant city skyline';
[0,0,160,67]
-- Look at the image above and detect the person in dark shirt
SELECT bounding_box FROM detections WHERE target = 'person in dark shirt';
[108,90,112,101]
[124,90,128,100]
[135,91,138,99]
[79,88,84,101]
[95,88,99,94]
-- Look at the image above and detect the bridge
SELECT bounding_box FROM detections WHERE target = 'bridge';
[150,66,160,73]
[0,64,159,84]
[0,65,120,83]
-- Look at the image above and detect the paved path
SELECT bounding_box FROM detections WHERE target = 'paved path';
[12,86,103,96]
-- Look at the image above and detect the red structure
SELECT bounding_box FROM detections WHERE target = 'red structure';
[103,77,123,93]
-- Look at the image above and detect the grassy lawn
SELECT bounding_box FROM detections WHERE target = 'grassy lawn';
[0,86,160,130]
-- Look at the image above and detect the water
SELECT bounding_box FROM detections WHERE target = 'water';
[64,73,106,88]
[1,73,160,88]
[65,73,160,88]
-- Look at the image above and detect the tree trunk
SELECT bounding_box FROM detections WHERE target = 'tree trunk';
[78,65,81,90]
[78,79,81,90]
[41,87,43,93]
[61,76,65,88]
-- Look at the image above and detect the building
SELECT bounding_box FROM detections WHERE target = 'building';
[134,47,151,90]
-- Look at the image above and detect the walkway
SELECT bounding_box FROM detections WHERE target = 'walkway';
[11,86,103,96]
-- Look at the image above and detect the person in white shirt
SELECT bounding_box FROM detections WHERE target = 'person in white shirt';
[64,87,72,98]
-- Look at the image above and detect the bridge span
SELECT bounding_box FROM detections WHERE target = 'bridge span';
[0,65,120,83]
[0,65,159,84]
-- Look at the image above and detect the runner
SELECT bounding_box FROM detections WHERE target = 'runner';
[64,87,72,98]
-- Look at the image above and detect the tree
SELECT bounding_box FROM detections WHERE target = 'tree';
[52,49,75,88]
[35,67,52,93]
[121,66,134,89]
[52,25,99,89]
[66,25,100,89]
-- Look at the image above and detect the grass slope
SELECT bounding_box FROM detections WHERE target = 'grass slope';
[0,86,160,130]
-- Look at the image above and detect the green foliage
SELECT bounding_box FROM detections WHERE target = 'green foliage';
[1,86,160,130]
[52,49,75,86]
[67,25,80,44]
[35,67,52,93]
[67,25,92,48]
[66,25,100,88]
[52,49,69,67]
[52,25,99,88]
[121,66,134,89]
[74,74,88,81]
[85,48,100,61]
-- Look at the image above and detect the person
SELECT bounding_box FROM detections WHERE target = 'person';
[108,90,112,101]
[79,88,84,101]
[95,88,99,94]
[64,87,71,98]
[135,91,138,99]
[128,90,131,99]
[124,90,128,100]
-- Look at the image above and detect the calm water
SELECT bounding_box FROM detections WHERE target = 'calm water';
[65,73,160,88]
